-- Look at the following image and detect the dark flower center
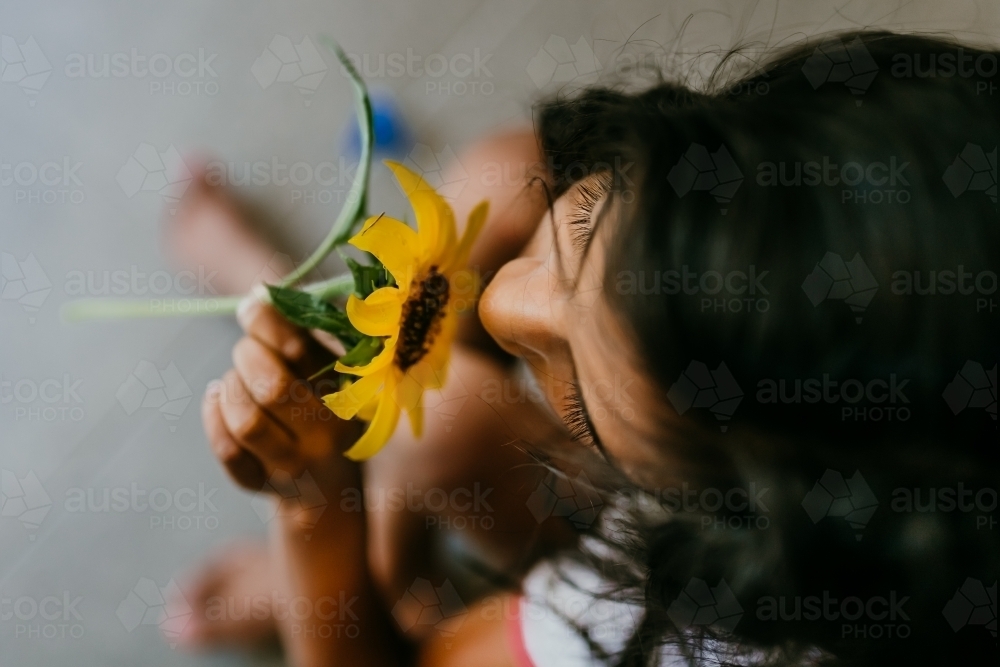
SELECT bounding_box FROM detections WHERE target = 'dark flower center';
[395,266,449,372]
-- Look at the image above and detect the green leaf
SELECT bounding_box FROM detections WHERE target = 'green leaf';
[266,285,361,346]
[343,254,394,298]
[339,336,383,367]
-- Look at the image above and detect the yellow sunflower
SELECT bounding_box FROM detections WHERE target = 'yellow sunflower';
[322,160,488,461]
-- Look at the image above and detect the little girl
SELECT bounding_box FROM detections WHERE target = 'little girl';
[170,31,997,666]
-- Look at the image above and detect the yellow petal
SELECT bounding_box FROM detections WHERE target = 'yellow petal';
[335,335,397,376]
[357,395,379,421]
[432,200,458,267]
[343,372,401,461]
[395,371,426,439]
[349,214,420,291]
[323,370,387,420]
[444,200,488,273]
[345,287,404,337]
[385,161,442,264]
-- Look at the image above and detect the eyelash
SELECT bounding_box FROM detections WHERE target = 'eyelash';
[567,176,612,250]
[563,384,595,444]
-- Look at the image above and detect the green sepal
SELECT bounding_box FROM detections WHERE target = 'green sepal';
[342,253,394,298]
[339,335,383,367]
[306,335,383,382]
[266,285,362,347]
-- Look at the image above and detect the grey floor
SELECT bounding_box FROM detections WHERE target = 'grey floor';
[1,1,996,665]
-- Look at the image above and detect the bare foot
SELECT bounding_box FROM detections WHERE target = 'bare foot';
[167,162,292,295]
[169,540,280,650]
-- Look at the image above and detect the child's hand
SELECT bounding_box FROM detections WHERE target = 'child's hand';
[202,300,362,492]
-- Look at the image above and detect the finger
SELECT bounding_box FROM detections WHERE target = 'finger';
[232,336,325,425]
[233,336,363,461]
[239,299,338,378]
[216,369,298,470]
[202,383,267,490]
[237,299,310,363]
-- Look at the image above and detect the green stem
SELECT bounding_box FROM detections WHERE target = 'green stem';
[280,38,373,287]
[60,296,245,321]
[61,273,355,322]
[62,39,372,325]
[307,273,355,300]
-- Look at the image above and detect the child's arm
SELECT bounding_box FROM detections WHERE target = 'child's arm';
[203,301,525,666]
[203,301,404,664]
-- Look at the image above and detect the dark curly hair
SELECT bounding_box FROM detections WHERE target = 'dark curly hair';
[535,31,998,666]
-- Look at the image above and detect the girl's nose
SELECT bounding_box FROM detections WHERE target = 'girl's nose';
[478,256,566,361]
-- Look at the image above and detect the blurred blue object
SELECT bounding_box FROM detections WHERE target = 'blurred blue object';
[341,87,412,159]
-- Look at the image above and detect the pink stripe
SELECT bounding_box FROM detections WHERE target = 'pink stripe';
[506,596,536,667]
